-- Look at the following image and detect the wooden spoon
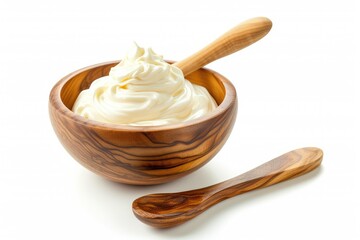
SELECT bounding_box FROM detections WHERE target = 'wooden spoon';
[173,17,272,76]
[133,147,323,228]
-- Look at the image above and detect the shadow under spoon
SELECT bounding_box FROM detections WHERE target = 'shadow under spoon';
[132,147,323,228]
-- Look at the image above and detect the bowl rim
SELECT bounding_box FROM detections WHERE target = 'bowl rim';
[49,60,237,132]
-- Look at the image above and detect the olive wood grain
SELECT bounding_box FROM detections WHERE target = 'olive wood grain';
[133,147,323,227]
[49,62,237,185]
[173,17,272,76]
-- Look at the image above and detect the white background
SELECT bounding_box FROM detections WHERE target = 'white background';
[1,0,359,239]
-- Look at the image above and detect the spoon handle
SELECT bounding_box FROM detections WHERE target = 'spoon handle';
[133,147,322,228]
[202,147,322,199]
[173,17,272,76]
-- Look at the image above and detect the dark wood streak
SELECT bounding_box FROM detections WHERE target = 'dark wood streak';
[132,147,323,227]
[49,61,237,185]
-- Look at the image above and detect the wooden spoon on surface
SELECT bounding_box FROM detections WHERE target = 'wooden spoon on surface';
[133,147,323,228]
[173,17,272,76]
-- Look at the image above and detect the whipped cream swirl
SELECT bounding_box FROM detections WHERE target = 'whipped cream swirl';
[72,43,217,126]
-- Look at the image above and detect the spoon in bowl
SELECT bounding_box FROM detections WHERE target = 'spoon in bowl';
[173,17,272,76]
[133,147,323,228]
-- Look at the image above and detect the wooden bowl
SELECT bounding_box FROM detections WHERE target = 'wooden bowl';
[49,61,237,185]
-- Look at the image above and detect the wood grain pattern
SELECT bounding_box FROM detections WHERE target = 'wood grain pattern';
[133,147,323,227]
[173,17,272,76]
[49,61,237,185]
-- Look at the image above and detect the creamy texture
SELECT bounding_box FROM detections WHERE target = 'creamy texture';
[72,43,217,126]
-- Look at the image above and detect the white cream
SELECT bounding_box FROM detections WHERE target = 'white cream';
[72,43,217,126]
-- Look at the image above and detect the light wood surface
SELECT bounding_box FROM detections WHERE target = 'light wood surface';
[173,17,272,76]
[49,62,237,185]
[133,147,323,227]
